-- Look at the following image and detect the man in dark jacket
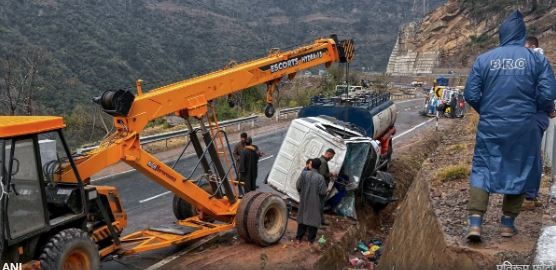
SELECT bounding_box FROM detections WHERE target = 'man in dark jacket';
[239,137,259,192]
[449,93,457,118]
[296,158,327,243]
[318,149,336,225]
[464,11,556,242]
[523,36,556,209]
[233,132,248,166]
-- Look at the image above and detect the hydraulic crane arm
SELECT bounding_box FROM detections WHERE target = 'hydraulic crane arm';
[98,35,353,131]
[60,35,354,219]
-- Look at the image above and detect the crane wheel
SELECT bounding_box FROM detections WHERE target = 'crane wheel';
[235,191,266,242]
[172,195,196,220]
[39,228,99,270]
[173,181,215,221]
[246,193,288,246]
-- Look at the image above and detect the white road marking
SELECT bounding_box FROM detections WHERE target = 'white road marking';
[139,191,172,203]
[393,118,435,141]
[259,154,275,162]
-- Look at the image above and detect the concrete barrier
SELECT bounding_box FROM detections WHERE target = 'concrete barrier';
[534,119,556,265]
[542,119,556,168]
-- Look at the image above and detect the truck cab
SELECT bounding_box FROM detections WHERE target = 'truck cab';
[268,93,397,213]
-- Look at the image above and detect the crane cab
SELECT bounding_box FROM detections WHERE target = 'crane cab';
[0,116,104,269]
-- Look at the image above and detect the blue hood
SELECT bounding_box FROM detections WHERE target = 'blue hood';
[499,10,526,46]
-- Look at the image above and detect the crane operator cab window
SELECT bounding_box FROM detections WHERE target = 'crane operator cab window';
[1,131,85,241]
[2,137,47,239]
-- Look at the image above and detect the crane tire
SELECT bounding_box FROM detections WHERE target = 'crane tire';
[39,228,99,270]
[235,191,265,242]
[173,194,195,220]
[173,181,215,221]
[246,193,288,246]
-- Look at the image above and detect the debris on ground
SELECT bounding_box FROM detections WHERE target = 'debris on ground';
[346,238,383,269]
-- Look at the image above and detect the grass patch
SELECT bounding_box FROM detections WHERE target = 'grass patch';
[436,165,470,182]
[464,112,479,135]
[447,143,466,153]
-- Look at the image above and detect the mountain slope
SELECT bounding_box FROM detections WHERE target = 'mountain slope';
[387,0,556,74]
[0,0,445,115]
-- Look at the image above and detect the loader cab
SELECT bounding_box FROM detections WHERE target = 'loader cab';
[0,116,88,264]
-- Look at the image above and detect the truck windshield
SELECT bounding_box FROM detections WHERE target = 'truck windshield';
[340,142,371,188]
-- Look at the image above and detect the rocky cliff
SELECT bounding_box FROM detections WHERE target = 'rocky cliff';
[387,0,556,75]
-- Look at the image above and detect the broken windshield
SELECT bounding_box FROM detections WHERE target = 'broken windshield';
[340,142,371,189]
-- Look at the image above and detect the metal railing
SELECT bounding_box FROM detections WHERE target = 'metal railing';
[78,115,258,153]
[275,106,302,121]
[78,107,303,154]
[390,93,417,100]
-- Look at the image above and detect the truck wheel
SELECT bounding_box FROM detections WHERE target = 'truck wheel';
[173,195,195,220]
[246,193,288,246]
[39,228,99,270]
[235,191,265,242]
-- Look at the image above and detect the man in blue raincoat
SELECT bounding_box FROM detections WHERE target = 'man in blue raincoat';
[464,10,556,242]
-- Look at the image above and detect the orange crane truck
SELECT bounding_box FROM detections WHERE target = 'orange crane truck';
[0,35,354,270]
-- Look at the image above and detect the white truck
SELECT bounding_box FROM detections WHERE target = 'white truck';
[267,93,397,212]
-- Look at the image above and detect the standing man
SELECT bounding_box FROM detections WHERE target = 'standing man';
[318,149,336,225]
[525,36,544,55]
[296,158,327,243]
[233,132,248,166]
[239,137,259,192]
[523,36,556,209]
[449,93,457,118]
[464,11,556,242]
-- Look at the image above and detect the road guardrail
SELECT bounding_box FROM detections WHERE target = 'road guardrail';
[78,115,259,153]
[78,107,305,154]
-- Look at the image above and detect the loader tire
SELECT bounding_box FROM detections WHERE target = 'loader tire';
[246,193,288,246]
[39,228,99,270]
[235,191,265,242]
[173,194,195,220]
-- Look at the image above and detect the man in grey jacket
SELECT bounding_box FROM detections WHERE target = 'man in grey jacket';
[296,158,327,243]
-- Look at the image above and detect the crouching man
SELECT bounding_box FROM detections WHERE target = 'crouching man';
[296,158,327,243]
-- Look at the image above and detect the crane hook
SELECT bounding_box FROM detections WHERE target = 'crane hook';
[264,103,275,118]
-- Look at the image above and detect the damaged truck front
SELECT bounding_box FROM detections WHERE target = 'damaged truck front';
[268,93,397,216]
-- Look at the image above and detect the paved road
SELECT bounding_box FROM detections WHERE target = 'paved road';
[101,98,426,269]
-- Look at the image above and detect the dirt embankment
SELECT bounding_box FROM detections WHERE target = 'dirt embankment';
[379,114,547,269]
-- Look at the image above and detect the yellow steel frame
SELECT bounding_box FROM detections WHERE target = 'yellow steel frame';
[118,217,234,255]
